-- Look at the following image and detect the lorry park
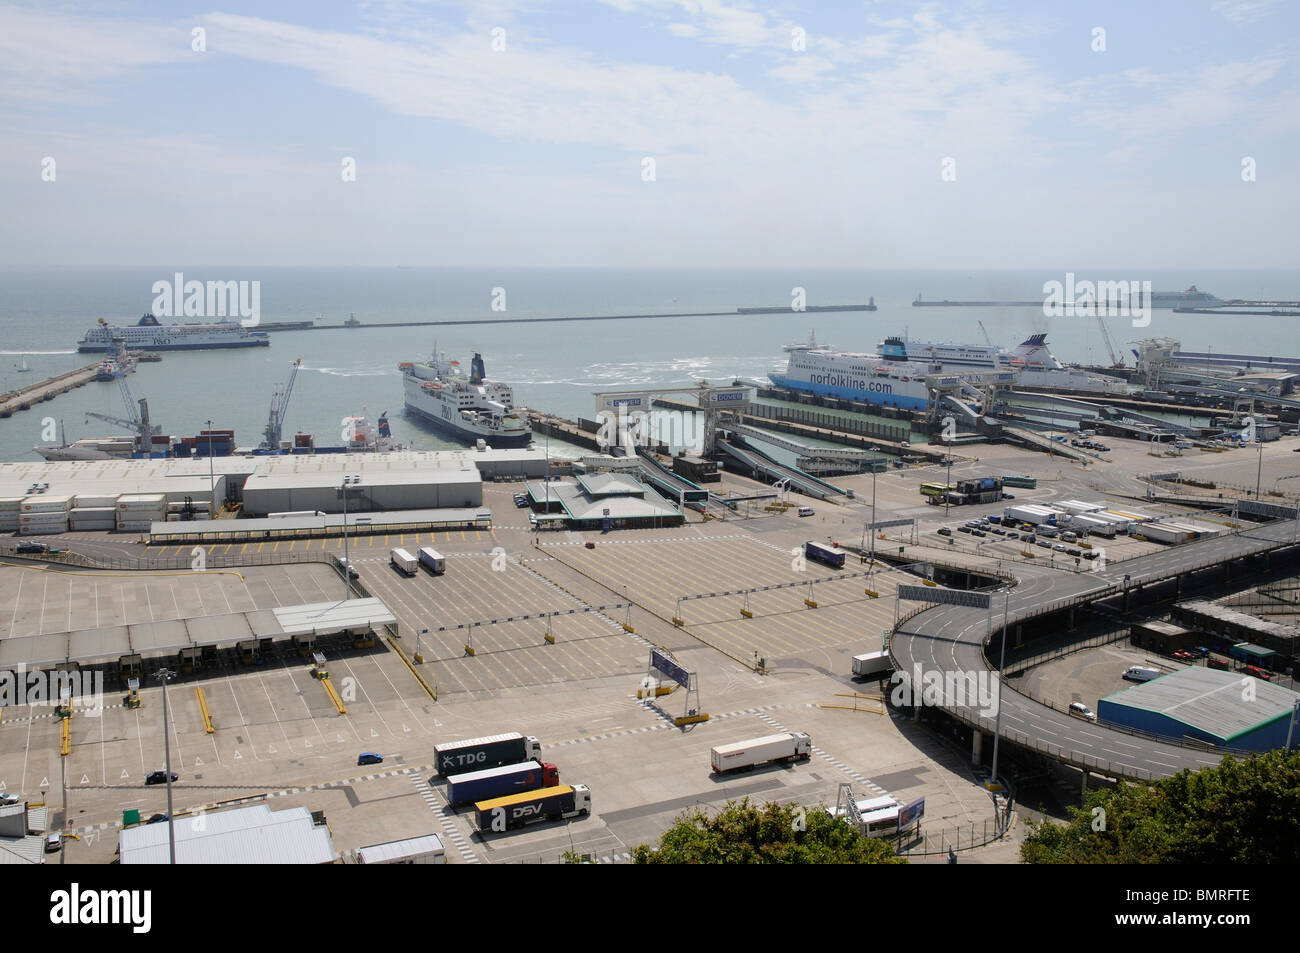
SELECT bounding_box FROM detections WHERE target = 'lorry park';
[2,424,1300,865]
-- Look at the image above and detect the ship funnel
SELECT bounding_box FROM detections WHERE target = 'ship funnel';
[470,353,486,384]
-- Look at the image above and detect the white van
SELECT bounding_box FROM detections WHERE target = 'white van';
[797,506,815,517]
[1122,666,1161,682]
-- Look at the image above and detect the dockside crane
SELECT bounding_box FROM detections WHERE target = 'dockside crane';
[85,375,159,455]
[1096,315,1126,368]
[261,358,302,450]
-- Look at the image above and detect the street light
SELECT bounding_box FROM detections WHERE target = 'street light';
[868,446,878,564]
[206,418,215,519]
[340,475,360,599]
[156,668,178,865]
[988,587,1011,802]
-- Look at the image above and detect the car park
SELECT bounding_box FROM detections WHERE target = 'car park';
[358,752,384,765]
[145,771,178,785]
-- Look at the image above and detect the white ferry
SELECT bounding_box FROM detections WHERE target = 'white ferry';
[399,350,532,447]
[77,315,270,352]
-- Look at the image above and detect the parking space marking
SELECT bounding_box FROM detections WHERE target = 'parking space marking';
[411,773,479,864]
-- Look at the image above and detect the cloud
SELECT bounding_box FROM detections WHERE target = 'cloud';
[1211,0,1283,23]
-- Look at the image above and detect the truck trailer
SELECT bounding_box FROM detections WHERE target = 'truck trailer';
[475,783,591,832]
[804,541,845,568]
[710,731,812,773]
[445,760,559,807]
[418,546,446,575]
[852,650,894,680]
[390,547,418,575]
[434,732,543,777]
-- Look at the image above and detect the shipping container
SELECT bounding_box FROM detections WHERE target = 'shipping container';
[852,651,894,679]
[474,784,591,832]
[21,495,72,513]
[390,547,418,575]
[434,732,543,777]
[418,547,446,575]
[445,760,559,806]
[711,731,812,773]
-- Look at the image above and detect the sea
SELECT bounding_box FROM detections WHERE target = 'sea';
[0,266,1296,464]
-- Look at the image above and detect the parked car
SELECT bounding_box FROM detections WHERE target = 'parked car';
[1242,665,1272,681]
[1053,543,1068,553]
[937,528,953,537]
[146,813,170,824]
[15,541,46,554]
[1193,646,1211,657]
[1172,650,1197,662]
[958,526,973,534]
[0,793,20,805]
[145,771,178,785]
[1037,540,1052,549]
[1006,532,1020,540]
[357,752,384,766]
[1066,547,1081,557]
[1068,702,1097,722]
[1207,658,1230,671]
[45,834,62,853]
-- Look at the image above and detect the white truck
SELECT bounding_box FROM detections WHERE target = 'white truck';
[390,547,418,575]
[852,650,894,680]
[711,732,812,773]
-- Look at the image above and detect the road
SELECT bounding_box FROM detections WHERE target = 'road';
[890,518,1300,780]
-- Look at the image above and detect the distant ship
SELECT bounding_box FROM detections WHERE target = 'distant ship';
[1148,286,1223,308]
[78,315,270,352]
[399,350,532,447]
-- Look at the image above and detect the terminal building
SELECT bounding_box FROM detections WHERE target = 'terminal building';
[1098,667,1300,753]
[118,804,337,864]
[524,472,683,530]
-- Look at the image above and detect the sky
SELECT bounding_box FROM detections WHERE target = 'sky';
[0,0,1296,268]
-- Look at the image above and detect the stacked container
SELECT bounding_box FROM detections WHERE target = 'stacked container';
[0,497,23,533]
[19,495,72,535]
[69,493,120,532]
[116,493,166,532]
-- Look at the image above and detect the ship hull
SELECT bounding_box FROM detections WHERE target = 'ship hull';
[768,373,929,410]
[78,338,269,353]
[403,401,533,447]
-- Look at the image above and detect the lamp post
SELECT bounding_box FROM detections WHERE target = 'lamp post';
[340,475,359,599]
[157,668,177,865]
[206,418,215,519]
[869,446,878,564]
[988,588,1011,801]
[1255,438,1263,500]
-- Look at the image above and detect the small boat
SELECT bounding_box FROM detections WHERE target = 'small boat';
[15,355,30,373]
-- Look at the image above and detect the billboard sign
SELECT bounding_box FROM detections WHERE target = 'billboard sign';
[650,649,691,688]
[898,796,925,828]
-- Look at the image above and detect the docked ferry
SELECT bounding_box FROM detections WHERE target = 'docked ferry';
[77,315,270,352]
[769,332,1125,408]
[399,350,532,447]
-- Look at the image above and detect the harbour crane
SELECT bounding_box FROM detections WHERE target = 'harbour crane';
[85,374,158,455]
[977,320,992,347]
[1096,315,1125,368]
[261,358,302,450]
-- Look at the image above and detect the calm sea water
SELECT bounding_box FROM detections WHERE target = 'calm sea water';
[0,267,1295,463]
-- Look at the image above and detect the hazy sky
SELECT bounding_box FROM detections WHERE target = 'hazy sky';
[1,0,1296,268]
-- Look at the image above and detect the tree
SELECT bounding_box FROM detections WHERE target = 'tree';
[1021,749,1300,863]
[632,798,905,864]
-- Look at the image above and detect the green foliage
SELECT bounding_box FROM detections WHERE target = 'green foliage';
[632,798,906,864]
[1021,749,1300,863]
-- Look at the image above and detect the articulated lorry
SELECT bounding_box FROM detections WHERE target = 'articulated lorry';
[852,650,894,679]
[418,546,446,575]
[445,760,559,806]
[390,547,418,575]
[475,784,591,832]
[434,732,543,777]
[711,732,812,773]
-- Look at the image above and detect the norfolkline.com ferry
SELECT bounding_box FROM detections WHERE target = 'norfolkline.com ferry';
[77,315,270,352]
